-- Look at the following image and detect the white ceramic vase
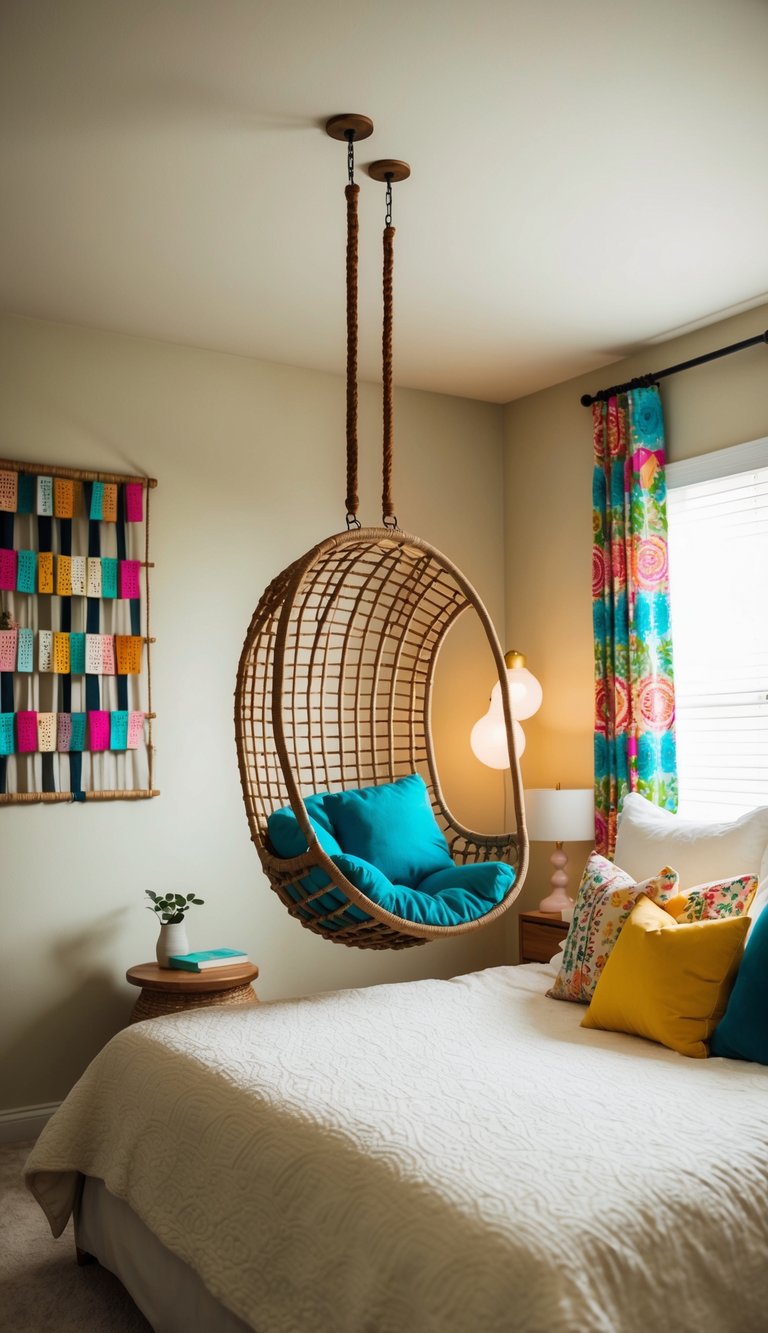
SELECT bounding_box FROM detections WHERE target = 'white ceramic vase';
[156,921,189,968]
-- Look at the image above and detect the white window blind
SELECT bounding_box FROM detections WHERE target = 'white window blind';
[666,440,768,820]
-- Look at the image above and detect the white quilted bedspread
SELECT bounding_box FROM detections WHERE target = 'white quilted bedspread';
[26,964,768,1333]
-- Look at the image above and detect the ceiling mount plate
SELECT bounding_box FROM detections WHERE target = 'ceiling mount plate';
[325,114,374,142]
[368,159,411,182]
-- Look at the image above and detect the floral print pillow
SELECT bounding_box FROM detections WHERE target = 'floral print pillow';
[665,874,757,924]
[547,852,678,1004]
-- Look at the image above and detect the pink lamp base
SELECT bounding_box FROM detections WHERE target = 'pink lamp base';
[538,845,574,916]
[538,887,574,914]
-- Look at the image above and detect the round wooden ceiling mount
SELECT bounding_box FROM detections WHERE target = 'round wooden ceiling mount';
[325,114,374,142]
[368,159,411,182]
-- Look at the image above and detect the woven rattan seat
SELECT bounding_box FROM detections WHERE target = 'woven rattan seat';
[235,527,528,949]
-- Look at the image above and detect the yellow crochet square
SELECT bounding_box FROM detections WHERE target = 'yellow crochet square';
[38,551,53,594]
[581,894,749,1059]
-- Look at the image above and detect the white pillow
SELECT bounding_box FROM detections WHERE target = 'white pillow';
[615,794,768,894]
[749,879,768,930]
[545,945,566,974]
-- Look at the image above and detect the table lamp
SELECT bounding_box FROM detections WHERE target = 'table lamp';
[524,786,595,914]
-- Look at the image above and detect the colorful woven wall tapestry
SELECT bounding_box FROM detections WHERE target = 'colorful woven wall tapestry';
[0,457,158,803]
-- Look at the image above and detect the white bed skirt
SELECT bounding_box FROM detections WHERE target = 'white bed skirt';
[77,1176,253,1333]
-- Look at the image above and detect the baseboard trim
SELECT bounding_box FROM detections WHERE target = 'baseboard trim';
[0,1101,61,1144]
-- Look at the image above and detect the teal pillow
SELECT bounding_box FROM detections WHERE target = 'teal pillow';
[711,906,768,1064]
[324,774,453,888]
[267,797,342,860]
[418,861,515,914]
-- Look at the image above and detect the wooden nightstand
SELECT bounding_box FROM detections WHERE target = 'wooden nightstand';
[126,962,260,1023]
[518,911,569,964]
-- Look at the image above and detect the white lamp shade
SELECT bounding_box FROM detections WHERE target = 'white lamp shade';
[470,714,526,769]
[524,788,595,843]
[490,667,543,722]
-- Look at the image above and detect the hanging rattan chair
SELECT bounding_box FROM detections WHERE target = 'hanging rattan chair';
[234,116,528,949]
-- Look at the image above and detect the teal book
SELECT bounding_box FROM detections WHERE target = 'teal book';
[168,948,249,972]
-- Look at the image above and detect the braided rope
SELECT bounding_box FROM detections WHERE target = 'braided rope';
[382,224,396,524]
[345,183,360,522]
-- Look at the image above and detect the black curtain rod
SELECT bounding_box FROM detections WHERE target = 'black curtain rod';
[580,328,768,407]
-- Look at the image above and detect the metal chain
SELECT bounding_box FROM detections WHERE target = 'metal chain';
[385,174,393,227]
[347,131,355,184]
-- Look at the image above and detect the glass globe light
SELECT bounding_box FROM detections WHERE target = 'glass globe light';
[470,650,541,770]
[470,713,526,770]
[489,651,543,721]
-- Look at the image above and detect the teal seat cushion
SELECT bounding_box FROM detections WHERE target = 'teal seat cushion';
[418,861,515,914]
[324,773,453,888]
[287,864,370,930]
[333,854,473,928]
[710,906,768,1064]
[267,801,367,932]
[265,781,509,930]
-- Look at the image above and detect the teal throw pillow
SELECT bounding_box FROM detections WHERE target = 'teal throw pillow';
[267,795,342,860]
[711,904,768,1064]
[324,773,453,888]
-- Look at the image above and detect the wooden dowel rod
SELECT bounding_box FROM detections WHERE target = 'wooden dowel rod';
[0,789,161,803]
[0,458,158,488]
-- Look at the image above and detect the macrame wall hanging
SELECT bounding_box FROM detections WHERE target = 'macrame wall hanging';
[235,114,527,948]
[0,456,157,803]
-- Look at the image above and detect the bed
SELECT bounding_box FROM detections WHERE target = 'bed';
[25,957,768,1333]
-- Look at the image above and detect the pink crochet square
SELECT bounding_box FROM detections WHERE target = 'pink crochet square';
[88,710,110,752]
[124,483,144,522]
[17,711,38,753]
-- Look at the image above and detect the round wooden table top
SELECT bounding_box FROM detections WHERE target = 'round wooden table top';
[126,962,259,993]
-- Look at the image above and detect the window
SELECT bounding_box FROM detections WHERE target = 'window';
[666,438,768,820]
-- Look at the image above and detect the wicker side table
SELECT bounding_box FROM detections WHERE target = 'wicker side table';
[126,961,259,1023]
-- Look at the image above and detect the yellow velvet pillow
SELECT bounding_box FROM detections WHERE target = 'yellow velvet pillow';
[581,894,749,1058]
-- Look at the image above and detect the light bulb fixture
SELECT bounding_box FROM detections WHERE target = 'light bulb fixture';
[470,713,526,769]
[470,650,542,770]
[493,650,543,721]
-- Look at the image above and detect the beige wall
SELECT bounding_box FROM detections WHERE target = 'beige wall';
[504,303,768,924]
[0,312,511,1112]
[6,296,765,1108]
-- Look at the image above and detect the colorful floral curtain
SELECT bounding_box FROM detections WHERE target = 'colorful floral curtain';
[592,385,677,855]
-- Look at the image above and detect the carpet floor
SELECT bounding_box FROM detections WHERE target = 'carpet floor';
[0,1140,151,1332]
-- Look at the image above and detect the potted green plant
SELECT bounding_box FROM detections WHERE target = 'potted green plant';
[146,890,205,967]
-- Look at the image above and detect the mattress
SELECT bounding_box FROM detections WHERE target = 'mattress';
[26,962,768,1333]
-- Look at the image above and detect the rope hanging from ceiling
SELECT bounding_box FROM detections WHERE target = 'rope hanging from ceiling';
[235,115,528,949]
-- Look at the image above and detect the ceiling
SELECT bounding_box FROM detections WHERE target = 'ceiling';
[1,0,767,403]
